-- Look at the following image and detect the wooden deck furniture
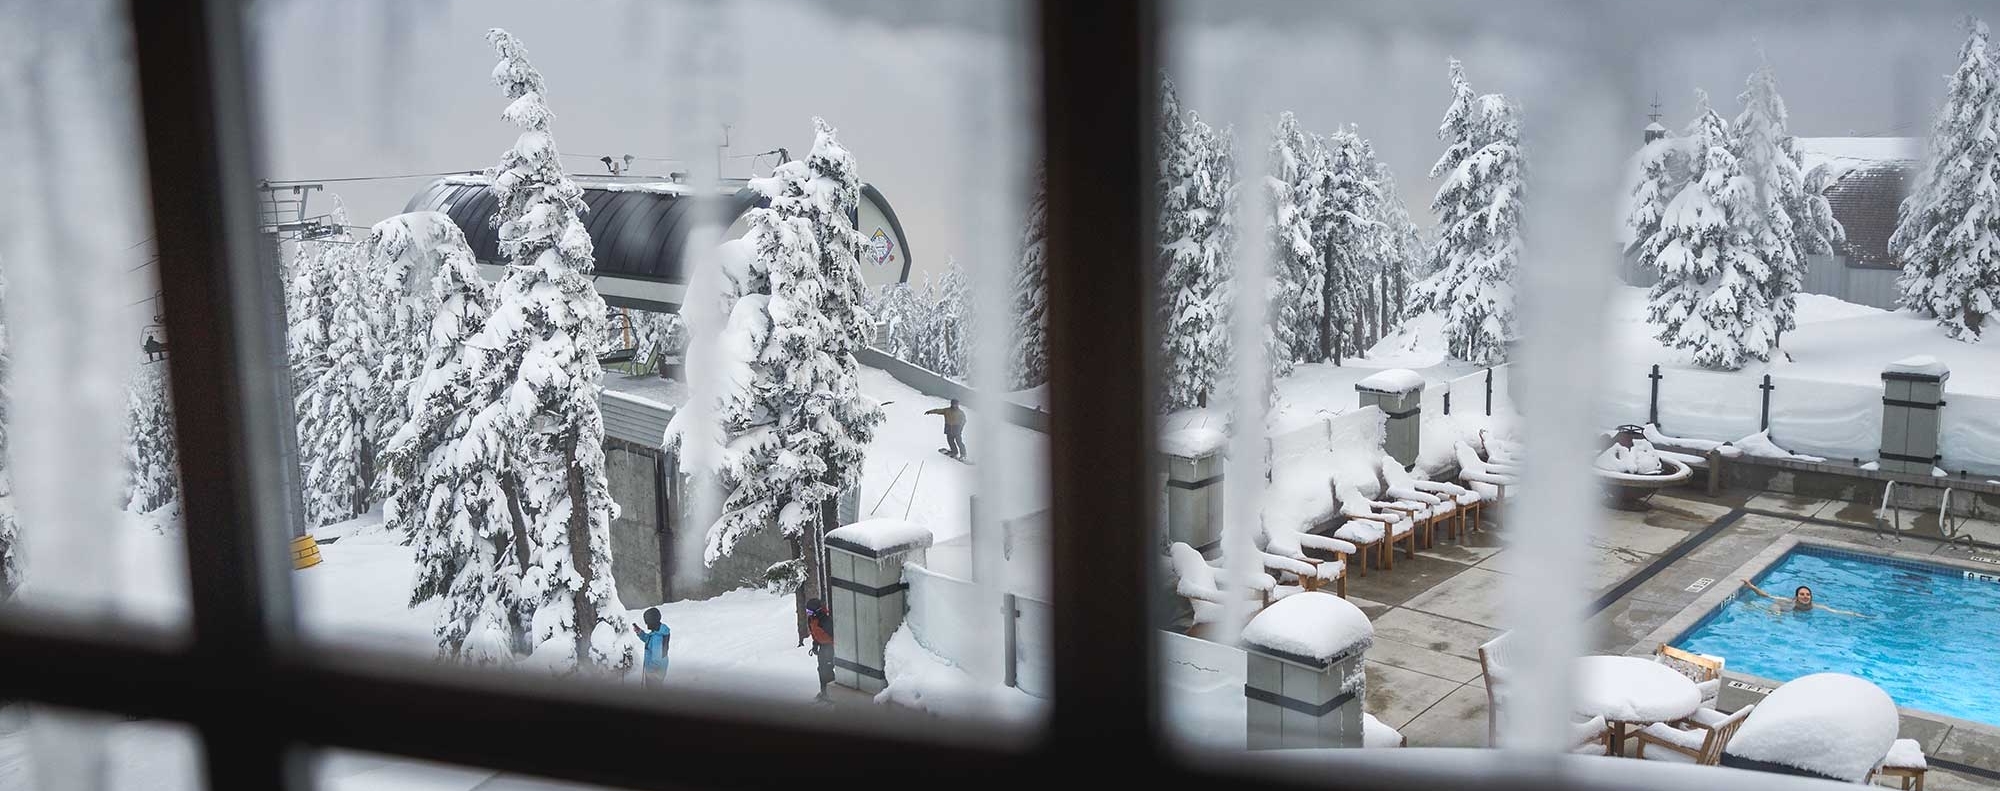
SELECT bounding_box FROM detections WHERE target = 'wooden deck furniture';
[1867,738,1928,790]
[1653,644,1725,708]
[1633,705,1755,764]
[1478,633,1510,746]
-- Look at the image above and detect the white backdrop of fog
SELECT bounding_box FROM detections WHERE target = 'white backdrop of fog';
[253,0,1990,273]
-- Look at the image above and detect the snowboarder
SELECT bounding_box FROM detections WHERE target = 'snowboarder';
[925,399,968,460]
[632,607,671,688]
[805,598,836,701]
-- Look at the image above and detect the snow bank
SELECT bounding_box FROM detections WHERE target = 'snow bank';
[1263,409,1388,536]
[1363,713,1403,747]
[1942,392,2000,473]
[902,562,983,669]
[1727,430,1826,463]
[825,518,932,554]
[875,625,1044,723]
[1161,426,1228,458]
[1240,591,1372,662]
[1356,368,1425,394]
[1724,673,1898,782]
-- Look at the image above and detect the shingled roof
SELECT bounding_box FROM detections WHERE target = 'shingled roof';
[1793,137,1920,269]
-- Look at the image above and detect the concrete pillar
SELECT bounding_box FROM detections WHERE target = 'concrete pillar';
[1356,369,1424,469]
[823,520,934,694]
[1243,592,1372,749]
[1161,428,1225,552]
[1879,356,1949,475]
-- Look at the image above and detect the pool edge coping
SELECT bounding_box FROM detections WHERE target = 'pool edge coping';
[1632,532,2000,767]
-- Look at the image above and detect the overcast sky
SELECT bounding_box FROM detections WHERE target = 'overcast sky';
[253,0,1991,278]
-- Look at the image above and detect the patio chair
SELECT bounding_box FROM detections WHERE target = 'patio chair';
[1653,645,1724,708]
[1456,440,1519,502]
[1334,482,1418,571]
[1168,542,1275,626]
[1866,738,1927,790]
[1380,456,1483,543]
[1632,704,1755,765]
[1478,632,1510,745]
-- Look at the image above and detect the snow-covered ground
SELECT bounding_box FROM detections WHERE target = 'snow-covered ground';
[856,368,1049,543]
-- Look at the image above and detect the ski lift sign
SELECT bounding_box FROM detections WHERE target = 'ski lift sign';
[868,227,896,268]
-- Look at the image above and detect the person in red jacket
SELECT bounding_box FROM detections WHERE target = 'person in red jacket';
[805,598,835,701]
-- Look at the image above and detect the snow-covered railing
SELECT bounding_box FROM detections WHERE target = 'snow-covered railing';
[1429,364,1512,418]
[903,562,984,673]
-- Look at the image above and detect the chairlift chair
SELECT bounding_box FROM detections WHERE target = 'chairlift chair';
[141,295,169,362]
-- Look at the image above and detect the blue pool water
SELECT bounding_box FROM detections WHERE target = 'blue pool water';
[1675,545,2000,726]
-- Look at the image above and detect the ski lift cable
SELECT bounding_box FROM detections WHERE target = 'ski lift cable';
[263,169,483,186]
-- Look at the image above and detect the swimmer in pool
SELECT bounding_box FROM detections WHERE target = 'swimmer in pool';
[1739,580,1867,617]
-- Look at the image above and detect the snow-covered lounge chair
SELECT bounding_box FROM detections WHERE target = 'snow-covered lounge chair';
[1380,456,1483,544]
[1456,440,1519,502]
[1633,704,1754,765]
[1333,482,1417,572]
[1168,542,1276,625]
[1867,738,1928,790]
[1653,644,1724,709]
[1260,519,1356,598]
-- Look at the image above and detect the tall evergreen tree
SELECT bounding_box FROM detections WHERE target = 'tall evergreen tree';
[365,212,455,498]
[1314,126,1388,366]
[1894,19,2000,340]
[294,227,376,529]
[1157,74,1236,409]
[1626,130,1693,261]
[0,269,17,600]
[1009,167,1049,388]
[1735,58,1839,343]
[123,359,181,516]
[1644,91,1775,370]
[377,212,521,661]
[1413,60,1525,365]
[665,119,883,638]
[477,28,637,672]
[1266,112,1322,379]
[1369,157,1422,347]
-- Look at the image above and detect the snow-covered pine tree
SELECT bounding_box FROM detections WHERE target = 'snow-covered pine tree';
[1009,167,1049,388]
[629,309,684,374]
[1369,156,1422,347]
[1413,59,1526,366]
[1893,19,2000,340]
[1626,127,1693,262]
[294,227,376,529]
[1314,126,1387,366]
[375,212,522,661]
[364,212,458,499]
[871,280,925,363]
[479,28,637,673]
[0,268,16,600]
[1158,80,1236,409]
[1266,111,1323,379]
[925,259,972,378]
[123,359,181,515]
[1644,90,1776,370]
[1733,58,1822,344]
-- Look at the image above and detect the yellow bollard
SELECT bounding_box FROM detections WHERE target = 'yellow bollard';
[291,533,322,570]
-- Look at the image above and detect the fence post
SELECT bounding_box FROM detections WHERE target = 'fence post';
[1648,364,1663,429]
[1758,375,1774,432]
[1003,592,1019,689]
[1484,367,1494,417]
[1443,390,1452,416]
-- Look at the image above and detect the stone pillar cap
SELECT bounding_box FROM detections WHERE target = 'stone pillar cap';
[1883,355,1950,381]
[826,519,934,558]
[1355,369,1425,395]
[1160,425,1228,458]
[1242,591,1373,669]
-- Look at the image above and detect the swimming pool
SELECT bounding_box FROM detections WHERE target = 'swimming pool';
[1675,544,2000,727]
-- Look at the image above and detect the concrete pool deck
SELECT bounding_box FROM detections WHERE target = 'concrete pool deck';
[1340,488,2000,789]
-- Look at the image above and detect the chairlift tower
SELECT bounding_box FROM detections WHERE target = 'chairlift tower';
[253,179,323,553]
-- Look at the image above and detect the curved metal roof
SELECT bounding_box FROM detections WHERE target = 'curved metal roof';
[404,178,915,286]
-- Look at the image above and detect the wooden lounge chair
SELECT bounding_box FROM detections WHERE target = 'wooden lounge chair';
[1168,542,1274,627]
[1478,632,1510,745]
[1867,738,1928,790]
[1334,482,1417,571]
[1380,456,1483,544]
[1456,440,1518,503]
[1633,704,1755,765]
[1653,644,1725,708]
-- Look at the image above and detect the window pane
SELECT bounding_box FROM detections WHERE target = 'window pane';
[0,706,203,791]
[1158,2,2000,786]
[250,0,1046,730]
[0,0,190,633]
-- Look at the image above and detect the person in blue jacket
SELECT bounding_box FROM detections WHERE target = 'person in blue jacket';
[632,607,671,688]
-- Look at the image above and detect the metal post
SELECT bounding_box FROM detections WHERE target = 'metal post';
[1003,592,1019,689]
[1758,374,1774,432]
[1485,367,1494,416]
[1648,364,1663,428]
[1443,390,1452,416]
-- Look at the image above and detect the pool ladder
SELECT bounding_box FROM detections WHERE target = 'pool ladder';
[1877,482,1981,553]
[1875,481,1908,543]
[1938,487,1979,555]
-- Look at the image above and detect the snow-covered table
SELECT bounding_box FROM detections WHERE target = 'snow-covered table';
[1572,656,1701,755]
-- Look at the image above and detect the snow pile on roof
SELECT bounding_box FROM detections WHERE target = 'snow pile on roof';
[1160,425,1228,458]
[600,180,696,195]
[1356,368,1426,394]
[875,625,1045,723]
[1573,656,1701,723]
[1885,354,1950,379]
[1724,673,1898,782]
[1720,430,1827,463]
[1793,137,1920,182]
[1240,591,1372,662]
[826,519,933,553]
